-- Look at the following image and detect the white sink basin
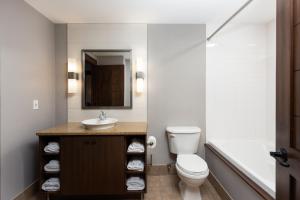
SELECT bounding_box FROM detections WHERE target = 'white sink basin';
[81,118,118,130]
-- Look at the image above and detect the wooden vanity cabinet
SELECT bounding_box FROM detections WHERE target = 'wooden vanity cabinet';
[37,122,147,200]
[60,136,125,195]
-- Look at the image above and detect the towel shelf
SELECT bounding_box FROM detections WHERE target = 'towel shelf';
[126,189,145,193]
[125,136,147,195]
[40,190,61,194]
[43,171,60,175]
[126,152,145,155]
[39,138,61,195]
[42,153,60,156]
[125,170,144,174]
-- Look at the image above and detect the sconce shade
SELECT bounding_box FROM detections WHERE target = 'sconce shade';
[68,72,79,93]
[68,79,77,94]
[136,71,145,93]
[136,78,144,93]
[67,58,78,94]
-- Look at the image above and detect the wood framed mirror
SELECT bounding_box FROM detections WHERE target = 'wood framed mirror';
[81,49,132,109]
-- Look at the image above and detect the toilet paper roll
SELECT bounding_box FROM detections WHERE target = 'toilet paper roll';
[147,136,157,149]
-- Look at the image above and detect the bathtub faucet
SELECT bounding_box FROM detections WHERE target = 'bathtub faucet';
[99,111,107,121]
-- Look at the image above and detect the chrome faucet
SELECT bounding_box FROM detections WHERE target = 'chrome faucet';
[99,111,107,121]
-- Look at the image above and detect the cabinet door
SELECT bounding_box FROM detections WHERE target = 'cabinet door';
[60,136,125,195]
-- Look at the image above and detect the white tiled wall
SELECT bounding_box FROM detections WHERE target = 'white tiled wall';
[67,24,147,122]
[266,20,276,147]
[206,21,276,145]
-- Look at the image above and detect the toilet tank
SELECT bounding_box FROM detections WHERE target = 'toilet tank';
[166,126,201,154]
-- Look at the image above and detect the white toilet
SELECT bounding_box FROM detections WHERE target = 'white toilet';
[166,126,209,200]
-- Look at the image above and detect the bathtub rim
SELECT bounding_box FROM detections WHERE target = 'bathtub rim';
[205,143,275,200]
[207,140,275,196]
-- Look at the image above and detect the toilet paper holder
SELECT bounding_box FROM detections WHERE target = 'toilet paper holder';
[147,136,157,166]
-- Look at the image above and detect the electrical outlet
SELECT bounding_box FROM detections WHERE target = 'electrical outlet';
[33,100,39,110]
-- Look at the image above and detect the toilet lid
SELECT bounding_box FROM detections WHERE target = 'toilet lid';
[177,154,208,175]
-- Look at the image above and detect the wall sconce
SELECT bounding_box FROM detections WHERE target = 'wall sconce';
[136,72,145,93]
[68,59,79,94]
[136,57,145,93]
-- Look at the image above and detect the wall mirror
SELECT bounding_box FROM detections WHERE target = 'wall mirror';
[82,49,132,109]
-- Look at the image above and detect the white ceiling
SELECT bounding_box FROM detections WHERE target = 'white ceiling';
[24,0,275,24]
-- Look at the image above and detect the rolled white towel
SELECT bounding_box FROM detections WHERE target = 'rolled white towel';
[44,142,60,153]
[127,139,144,153]
[126,177,145,191]
[127,186,145,191]
[44,160,60,172]
[42,178,60,192]
[126,177,144,186]
[127,159,144,171]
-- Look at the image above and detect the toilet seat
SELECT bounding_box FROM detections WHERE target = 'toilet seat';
[176,154,208,176]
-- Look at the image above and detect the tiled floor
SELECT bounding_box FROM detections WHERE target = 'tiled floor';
[145,175,222,200]
[29,175,222,200]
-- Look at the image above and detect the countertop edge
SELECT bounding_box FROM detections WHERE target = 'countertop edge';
[36,122,148,136]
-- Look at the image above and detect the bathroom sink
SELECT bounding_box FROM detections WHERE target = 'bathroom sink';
[81,118,118,130]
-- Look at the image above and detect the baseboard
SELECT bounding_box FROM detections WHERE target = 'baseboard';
[146,164,176,175]
[13,179,39,200]
[208,172,233,200]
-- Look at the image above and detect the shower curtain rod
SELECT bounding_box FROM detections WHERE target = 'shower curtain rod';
[207,0,254,41]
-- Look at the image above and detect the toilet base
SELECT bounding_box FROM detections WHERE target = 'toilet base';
[178,181,202,200]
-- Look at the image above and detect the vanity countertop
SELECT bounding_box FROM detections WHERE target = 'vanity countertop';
[36,122,147,136]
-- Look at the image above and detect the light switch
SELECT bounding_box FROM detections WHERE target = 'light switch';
[33,100,39,110]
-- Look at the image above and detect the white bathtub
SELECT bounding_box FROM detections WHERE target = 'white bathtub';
[207,139,276,198]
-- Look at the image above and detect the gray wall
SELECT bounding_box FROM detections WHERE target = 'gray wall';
[0,1,56,200]
[147,24,206,165]
[55,24,68,125]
